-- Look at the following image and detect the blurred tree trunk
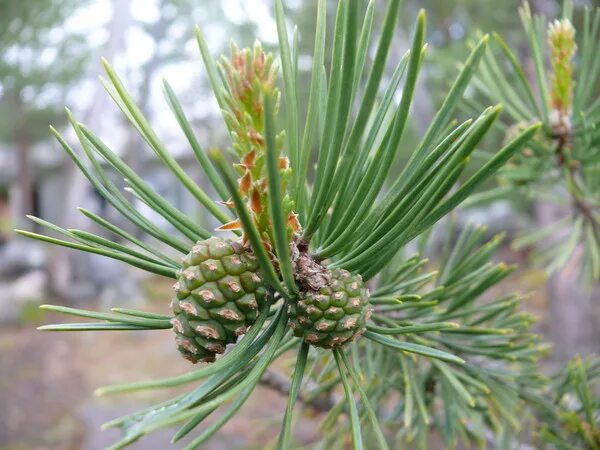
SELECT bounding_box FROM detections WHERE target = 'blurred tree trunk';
[546,260,600,363]
[528,0,599,365]
[122,0,169,176]
[12,91,34,231]
[536,202,600,365]
[137,0,169,118]
[48,0,132,300]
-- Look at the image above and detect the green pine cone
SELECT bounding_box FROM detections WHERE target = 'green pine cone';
[170,237,266,363]
[289,269,371,348]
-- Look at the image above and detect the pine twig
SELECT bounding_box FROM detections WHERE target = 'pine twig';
[260,368,336,412]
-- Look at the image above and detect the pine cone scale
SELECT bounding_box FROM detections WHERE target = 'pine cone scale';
[171,237,266,363]
[289,268,372,349]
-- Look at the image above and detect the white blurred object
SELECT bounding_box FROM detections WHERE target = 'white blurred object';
[0,240,46,278]
[0,270,47,324]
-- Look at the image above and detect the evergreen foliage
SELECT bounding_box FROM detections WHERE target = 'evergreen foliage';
[17,0,599,448]
[467,1,600,284]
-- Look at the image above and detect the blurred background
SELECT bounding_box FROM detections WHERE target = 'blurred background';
[0,0,598,448]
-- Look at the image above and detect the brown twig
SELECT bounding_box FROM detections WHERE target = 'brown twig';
[259,368,336,412]
[552,125,598,230]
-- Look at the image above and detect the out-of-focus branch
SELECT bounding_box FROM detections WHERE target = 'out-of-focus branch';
[260,368,336,413]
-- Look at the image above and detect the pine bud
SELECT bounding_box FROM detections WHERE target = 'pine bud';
[218,42,300,244]
[548,19,576,126]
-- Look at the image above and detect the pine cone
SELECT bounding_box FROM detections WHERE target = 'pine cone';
[171,237,266,363]
[289,269,371,348]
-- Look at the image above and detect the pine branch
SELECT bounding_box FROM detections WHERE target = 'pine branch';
[260,367,336,413]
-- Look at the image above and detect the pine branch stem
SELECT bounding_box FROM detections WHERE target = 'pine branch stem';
[259,368,336,412]
[553,126,599,239]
